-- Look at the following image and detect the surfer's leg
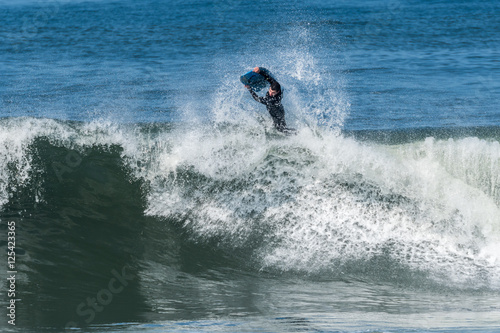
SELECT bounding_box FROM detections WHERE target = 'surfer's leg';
[272,115,287,132]
[269,107,287,132]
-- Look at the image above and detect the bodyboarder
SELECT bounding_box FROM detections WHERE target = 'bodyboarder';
[244,67,291,133]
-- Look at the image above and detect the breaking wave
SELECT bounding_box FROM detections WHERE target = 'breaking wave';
[1,116,499,291]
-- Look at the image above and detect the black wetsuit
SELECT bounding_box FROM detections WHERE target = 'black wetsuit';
[248,71,287,132]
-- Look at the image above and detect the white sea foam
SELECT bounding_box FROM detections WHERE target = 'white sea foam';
[141,124,500,288]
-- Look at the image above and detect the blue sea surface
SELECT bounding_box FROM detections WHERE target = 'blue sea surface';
[1,0,499,332]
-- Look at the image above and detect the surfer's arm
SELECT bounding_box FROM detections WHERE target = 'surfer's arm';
[255,67,280,91]
[247,87,266,104]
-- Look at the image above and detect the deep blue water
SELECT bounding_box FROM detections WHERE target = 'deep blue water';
[1,0,500,332]
[1,0,498,129]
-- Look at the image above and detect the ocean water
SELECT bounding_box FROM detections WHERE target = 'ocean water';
[1,0,500,332]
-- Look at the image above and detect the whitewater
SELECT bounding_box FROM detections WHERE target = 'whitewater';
[2,114,499,285]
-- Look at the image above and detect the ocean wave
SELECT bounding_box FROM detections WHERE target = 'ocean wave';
[1,116,500,290]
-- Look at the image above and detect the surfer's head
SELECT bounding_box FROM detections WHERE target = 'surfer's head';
[269,82,280,96]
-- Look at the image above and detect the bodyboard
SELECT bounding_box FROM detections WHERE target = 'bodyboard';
[240,68,273,92]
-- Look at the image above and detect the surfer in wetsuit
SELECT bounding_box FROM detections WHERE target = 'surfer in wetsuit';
[245,67,288,132]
